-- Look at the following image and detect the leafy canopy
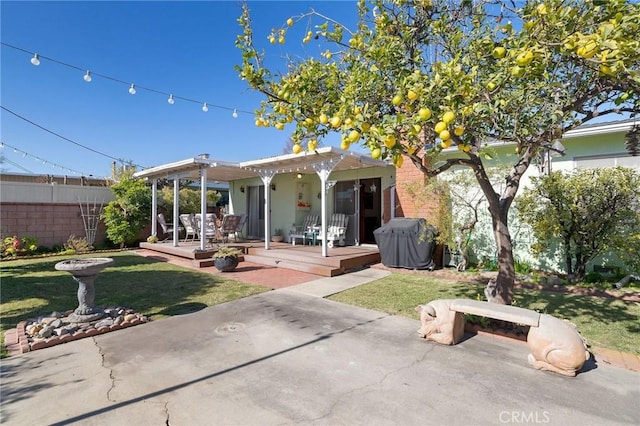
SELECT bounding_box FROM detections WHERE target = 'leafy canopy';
[237,0,639,169]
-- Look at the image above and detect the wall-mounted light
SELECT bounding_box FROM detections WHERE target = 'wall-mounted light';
[270,184,276,191]
[370,183,377,193]
[297,173,302,179]
[240,186,245,193]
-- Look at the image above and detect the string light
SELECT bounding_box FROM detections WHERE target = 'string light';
[83,70,92,82]
[2,42,254,117]
[202,102,208,112]
[0,140,90,175]
[167,94,175,105]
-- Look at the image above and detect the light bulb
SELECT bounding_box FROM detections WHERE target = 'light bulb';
[202,102,208,112]
[129,84,136,95]
[168,94,175,104]
[83,71,92,82]
[232,109,238,118]
[30,53,40,66]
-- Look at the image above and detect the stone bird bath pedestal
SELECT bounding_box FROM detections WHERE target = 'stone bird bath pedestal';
[55,258,114,323]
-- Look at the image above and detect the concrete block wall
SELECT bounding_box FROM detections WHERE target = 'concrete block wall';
[0,202,108,248]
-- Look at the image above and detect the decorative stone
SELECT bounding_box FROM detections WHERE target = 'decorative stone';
[41,317,57,325]
[53,327,69,337]
[50,319,63,328]
[124,314,137,322]
[114,315,124,325]
[547,275,563,286]
[94,318,114,329]
[38,325,55,339]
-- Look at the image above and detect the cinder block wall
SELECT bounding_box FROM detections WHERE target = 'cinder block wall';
[0,202,108,248]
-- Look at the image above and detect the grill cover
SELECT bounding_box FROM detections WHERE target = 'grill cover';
[373,218,437,270]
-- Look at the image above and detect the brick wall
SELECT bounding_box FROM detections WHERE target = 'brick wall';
[393,154,441,223]
[0,203,108,248]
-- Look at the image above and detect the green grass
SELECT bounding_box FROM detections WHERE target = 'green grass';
[327,273,640,355]
[0,252,269,357]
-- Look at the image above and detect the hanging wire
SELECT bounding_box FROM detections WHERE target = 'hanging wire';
[1,106,147,170]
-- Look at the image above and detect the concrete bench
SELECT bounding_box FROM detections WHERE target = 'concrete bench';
[416,299,590,377]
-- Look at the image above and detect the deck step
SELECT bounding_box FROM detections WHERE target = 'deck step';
[243,254,341,277]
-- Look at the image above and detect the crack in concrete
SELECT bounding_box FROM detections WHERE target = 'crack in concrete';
[93,337,117,403]
[164,401,170,426]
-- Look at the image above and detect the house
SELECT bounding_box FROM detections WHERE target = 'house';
[435,118,640,273]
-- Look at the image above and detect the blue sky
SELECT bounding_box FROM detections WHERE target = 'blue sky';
[1,1,357,178]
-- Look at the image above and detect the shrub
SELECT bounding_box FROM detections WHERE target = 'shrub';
[63,235,92,253]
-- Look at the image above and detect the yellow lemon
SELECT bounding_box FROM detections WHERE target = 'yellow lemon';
[275,122,285,130]
[454,126,465,136]
[441,139,452,149]
[442,111,455,124]
[292,144,302,154]
[371,148,382,159]
[348,130,361,143]
[330,116,342,128]
[392,95,403,106]
[341,139,350,150]
[384,135,396,148]
[319,113,328,124]
[418,107,432,120]
[434,121,447,133]
[439,130,451,141]
[393,155,404,168]
[407,90,419,101]
[287,18,294,26]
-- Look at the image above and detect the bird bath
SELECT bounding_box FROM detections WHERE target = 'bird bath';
[55,257,114,323]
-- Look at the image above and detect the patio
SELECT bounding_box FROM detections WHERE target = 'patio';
[138,239,381,277]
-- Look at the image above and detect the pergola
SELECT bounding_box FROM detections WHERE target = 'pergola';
[133,147,389,256]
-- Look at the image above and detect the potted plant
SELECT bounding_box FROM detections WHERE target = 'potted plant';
[271,229,284,243]
[212,246,242,272]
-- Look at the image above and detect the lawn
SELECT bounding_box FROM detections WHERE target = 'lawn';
[327,273,640,355]
[2,254,638,357]
[0,252,269,357]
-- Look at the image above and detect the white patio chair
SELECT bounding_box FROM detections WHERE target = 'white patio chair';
[157,213,182,241]
[179,214,198,242]
[289,214,319,245]
[218,214,241,243]
[194,213,218,244]
[318,213,349,248]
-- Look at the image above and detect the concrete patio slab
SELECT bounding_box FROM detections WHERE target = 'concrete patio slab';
[1,288,638,426]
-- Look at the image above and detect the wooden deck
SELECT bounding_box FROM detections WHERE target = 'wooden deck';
[138,240,380,277]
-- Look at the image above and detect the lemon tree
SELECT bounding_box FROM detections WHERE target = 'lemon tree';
[236,0,640,304]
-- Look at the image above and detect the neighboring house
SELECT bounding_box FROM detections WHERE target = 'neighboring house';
[0,173,115,247]
[437,118,639,273]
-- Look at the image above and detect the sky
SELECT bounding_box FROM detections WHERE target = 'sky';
[0,1,358,178]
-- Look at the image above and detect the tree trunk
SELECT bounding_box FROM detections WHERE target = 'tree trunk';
[484,209,515,305]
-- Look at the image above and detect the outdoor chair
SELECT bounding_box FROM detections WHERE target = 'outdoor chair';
[234,213,248,241]
[179,214,199,242]
[218,214,241,243]
[194,213,218,244]
[317,213,349,248]
[157,213,182,241]
[289,214,319,245]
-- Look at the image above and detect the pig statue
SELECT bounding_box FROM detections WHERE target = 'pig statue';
[415,299,465,345]
[526,314,591,377]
